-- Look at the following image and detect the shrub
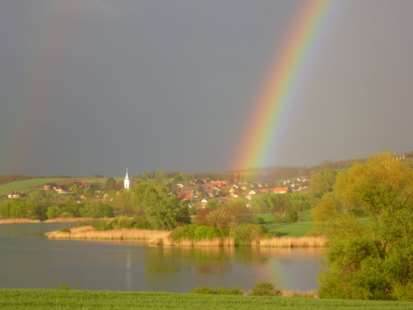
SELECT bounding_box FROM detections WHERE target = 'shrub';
[251,282,281,296]
[392,282,413,301]
[92,219,113,231]
[79,203,114,218]
[191,288,217,294]
[231,224,263,246]
[45,203,81,219]
[285,209,299,223]
[191,287,243,295]
[0,200,28,218]
[171,224,225,241]
[205,201,252,229]
[91,216,152,231]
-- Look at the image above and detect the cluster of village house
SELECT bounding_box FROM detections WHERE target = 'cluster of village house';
[174,176,309,207]
[5,175,309,207]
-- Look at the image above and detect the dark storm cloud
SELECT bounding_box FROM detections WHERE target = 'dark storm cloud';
[0,0,412,176]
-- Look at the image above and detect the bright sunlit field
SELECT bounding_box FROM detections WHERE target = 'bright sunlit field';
[0,289,411,310]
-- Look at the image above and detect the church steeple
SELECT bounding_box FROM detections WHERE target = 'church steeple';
[124,169,130,190]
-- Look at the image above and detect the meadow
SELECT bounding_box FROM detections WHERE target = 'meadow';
[0,289,411,310]
[0,178,65,196]
[0,177,108,196]
[256,211,315,237]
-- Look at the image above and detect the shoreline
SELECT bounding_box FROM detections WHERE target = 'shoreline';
[46,226,327,248]
[0,218,96,225]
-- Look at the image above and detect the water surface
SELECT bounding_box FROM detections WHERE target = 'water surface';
[0,223,324,291]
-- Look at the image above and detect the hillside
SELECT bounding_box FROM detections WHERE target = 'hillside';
[0,177,107,196]
[0,178,66,196]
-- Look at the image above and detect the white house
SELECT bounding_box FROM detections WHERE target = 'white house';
[7,192,22,199]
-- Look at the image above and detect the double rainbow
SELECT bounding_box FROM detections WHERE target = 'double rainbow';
[235,0,331,170]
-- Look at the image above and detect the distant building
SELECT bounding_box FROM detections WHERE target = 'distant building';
[124,169,130,190]
[43,184,52,191]
[178,191,193,202]
[7,192,22,199]
[272,187,289,194]
[54,186,70,194]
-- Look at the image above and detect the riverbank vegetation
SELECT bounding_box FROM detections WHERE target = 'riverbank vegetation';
[3,153,413,302]
[0,289,411,310]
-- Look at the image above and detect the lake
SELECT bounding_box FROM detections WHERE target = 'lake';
[0,223,324,292]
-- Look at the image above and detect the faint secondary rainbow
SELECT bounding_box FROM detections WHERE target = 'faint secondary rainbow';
[10,1,77,172]
[235,0,332,170]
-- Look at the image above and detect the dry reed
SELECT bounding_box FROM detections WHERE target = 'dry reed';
[47,226,327,248]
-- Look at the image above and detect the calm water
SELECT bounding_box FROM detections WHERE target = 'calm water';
[0,223,324,292]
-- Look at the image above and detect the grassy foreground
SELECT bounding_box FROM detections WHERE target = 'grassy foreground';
[0,289,411,310]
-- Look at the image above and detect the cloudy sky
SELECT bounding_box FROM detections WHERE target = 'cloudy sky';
[0,0,412,176]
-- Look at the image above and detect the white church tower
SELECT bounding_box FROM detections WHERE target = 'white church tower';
[124,169,130,190]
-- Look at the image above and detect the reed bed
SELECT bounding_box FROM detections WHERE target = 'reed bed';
[47,226,327,248]
[258,236,327,248]
[47,226,171,245]
[0,218,40,224]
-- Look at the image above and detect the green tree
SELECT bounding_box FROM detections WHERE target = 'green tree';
[312,192,339,223]
[319,154,413,300]
[113,191,139,216]
[206,200,252,230]
[309,168,337,199]
[134,180,190,229]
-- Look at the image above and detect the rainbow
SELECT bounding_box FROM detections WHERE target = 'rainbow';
[235,0,332,170]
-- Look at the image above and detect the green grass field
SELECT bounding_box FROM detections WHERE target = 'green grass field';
[0,178,65,196]
[268,220,314,237]
[255,212,315,237]
[0,289,411,310]
[0,177,109,196]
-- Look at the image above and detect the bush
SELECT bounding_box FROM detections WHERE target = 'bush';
[231,224,263,246]
[92,219,114,231]
[45,203,81,219]
[171,224,225,241]
[251,282,281,296]
[285,209,299,223]
[91,216,152,231]
[191,287,243,295]
[0,200,28,218]
[205,201,252,229]
[80,203,114,218]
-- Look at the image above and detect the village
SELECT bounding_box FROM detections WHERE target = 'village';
[3,172,309,210]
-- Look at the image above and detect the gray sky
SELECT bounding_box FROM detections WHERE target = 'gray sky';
[0,0,412,176]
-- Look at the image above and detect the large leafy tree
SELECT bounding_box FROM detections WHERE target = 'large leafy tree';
[134,180,190,230]
[309,168,337,199]
[319,154,413,300]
